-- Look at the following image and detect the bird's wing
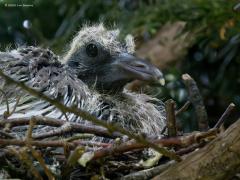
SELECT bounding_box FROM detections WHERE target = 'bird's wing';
[0,47,101,124]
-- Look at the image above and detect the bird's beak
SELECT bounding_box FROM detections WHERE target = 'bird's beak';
[113,53,165,85]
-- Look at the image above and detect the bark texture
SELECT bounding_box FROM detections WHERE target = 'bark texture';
[153,119,240,180]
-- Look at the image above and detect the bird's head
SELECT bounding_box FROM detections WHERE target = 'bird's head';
[63,24,164,94]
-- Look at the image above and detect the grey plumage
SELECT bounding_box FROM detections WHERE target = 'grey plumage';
[0,24,166,139]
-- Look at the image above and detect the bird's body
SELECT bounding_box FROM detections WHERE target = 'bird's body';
[0,24,166,139]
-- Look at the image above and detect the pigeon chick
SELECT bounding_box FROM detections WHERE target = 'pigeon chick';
[0,24,166,139]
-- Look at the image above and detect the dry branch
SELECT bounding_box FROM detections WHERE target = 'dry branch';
[182,74,208,131]
[0,129,217,163]
[121,161,175,180]
[0,130,15,139]
[153,118,240,180]
[91,129,217,161]
[28,146,55,180]
[175,101,191,116]
[0,138,76,149]
[166,99,177,137]
[176,142,205,156]
[0,116,121,139]
[214,103,236,128]
[9,147,43,180]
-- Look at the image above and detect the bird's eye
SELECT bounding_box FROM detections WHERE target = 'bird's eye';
[86,43,98,57]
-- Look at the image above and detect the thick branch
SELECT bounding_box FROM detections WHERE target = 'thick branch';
[182,74,208,131]
[153,119,240,180]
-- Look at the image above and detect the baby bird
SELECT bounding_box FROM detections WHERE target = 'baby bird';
[0,24,166,138]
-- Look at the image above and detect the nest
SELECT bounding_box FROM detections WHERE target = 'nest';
[0,70,237,180]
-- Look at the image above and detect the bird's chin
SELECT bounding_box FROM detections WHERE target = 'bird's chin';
[94,79,132,94]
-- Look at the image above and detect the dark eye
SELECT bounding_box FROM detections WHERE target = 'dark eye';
[86,43,98,57]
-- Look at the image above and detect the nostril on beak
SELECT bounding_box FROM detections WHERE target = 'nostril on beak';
[135,64,145,68]
[133,61,147,69]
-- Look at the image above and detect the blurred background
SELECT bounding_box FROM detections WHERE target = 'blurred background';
[0,0,239,131]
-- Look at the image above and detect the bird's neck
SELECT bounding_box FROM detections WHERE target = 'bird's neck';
[92,81,127,95]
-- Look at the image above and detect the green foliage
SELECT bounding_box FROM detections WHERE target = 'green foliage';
[1,0,238,50]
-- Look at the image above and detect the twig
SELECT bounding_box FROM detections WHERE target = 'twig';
[160,126,167,135]
[26,117,35,140]
[175,101,191,116]
[9,147,43,180]
[65,133,94,142]
[0,116,63,128]
[0,69,181,162]
[24,117,56,179]
[29,146,56,180]
[214,103,236,128]
[3,123,11,132]
[121,161,175,180]
[91,129,218,161]
[7,95,21,118]
[73,140,111,148]
[182,74,208,131]
[0,138,76,149]
[63,111,69,122]
[176,142,205,156]
[0,130,15,139]
[33,122,96,140]
[160,101,191,134]
[0,149,27,175]
[0,116,122,139]
[0,89,10,118]
[165,99,177,137]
